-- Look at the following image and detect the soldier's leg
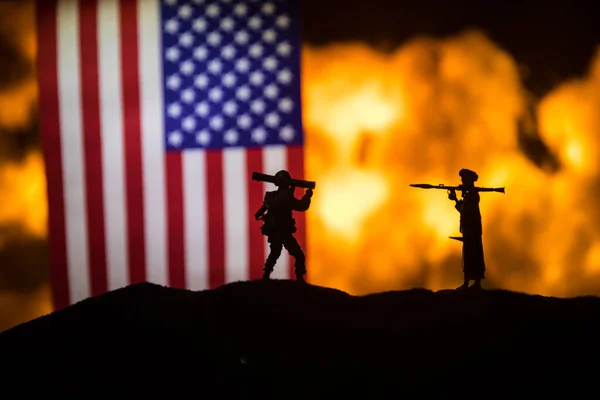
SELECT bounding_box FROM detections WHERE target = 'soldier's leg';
[283,235,306,282]
[456,242,469,290]
[470,241,485,290]
[464,237,485,290]
[263,237,283,280]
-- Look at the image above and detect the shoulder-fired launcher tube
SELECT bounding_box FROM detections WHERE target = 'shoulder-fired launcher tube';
[409,183,505,193]
[252,172,316,190]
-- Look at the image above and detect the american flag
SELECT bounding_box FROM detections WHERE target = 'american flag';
[36,0,306,310]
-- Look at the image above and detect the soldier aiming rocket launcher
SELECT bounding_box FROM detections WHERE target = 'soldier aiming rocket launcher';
[252,171,316,190]
[409,183,505,194]
[411,183,504,243]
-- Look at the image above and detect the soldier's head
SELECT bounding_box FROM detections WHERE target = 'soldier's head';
[459,169,478,188]
[274,170,292,189]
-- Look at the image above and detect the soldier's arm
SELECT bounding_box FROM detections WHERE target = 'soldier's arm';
[254,196,268,220]
[254,204,267,220]
[454,199,463,212]
[448,189,462,212]
[293,189,313,212]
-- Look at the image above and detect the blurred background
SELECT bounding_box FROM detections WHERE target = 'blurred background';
[1,0,600,332]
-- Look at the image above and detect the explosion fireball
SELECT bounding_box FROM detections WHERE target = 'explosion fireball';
[1,1,600,331]
[303,34,600,297]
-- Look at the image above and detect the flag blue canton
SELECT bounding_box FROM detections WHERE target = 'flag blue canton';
[161,0,304,150]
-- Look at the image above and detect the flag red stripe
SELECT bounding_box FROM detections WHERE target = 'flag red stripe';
[166,153,186,288]
[37,0,70,310]
[119,0,146,284]
[206,150,225,287]
[287,145,306,278]
[246,148,265,280]
[79,0,107,296]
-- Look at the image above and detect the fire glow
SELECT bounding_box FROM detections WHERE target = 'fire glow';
[2,3,600,328]
[301,33,600,297]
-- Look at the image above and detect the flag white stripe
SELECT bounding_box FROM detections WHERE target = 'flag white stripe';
[57,0,90,303]
[262,145,289,279]
[183,151,209,290]
[98,0,128,291]
[138,0,167,286]
[223,149,249,283]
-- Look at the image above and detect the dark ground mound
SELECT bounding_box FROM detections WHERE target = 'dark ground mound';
[1,280,599,397]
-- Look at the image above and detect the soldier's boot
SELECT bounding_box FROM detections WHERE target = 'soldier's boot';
[469,279,482,290]
[262,265,274,280]
[263,243,282,280]
[456,279,469,290]
[285,238,306,283]
[294,257,307,283]
[262,261,276,280]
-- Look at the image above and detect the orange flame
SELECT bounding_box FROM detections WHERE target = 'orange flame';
[0,1,37,128]
[0,1,44,242]
[0,283,52,333]
[0,1,52,331]
[0,151,47,240]
[303,34,600,297]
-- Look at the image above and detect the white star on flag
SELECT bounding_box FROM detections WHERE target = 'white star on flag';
[196,129,211,145]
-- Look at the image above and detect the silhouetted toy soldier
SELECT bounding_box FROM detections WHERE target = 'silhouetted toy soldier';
[448,169,486,290]
[254,170,313,282]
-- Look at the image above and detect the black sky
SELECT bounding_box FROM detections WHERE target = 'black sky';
[300,0,600,97]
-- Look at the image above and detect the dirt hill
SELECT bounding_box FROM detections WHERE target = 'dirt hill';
[1,280,598,397]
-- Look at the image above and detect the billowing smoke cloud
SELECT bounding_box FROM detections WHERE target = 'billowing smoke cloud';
[532,46,600,295]
[302,32,600,297]
[0,0,44,237]
[0,0,50,332]
[0,1,37,131]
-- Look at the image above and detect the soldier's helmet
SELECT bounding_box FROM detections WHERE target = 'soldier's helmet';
[459,168,478,183]
[274,170,292,187]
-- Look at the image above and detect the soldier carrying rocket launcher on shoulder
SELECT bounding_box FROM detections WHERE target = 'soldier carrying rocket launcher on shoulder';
[411,169,505,290]
[252,170,315,283]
